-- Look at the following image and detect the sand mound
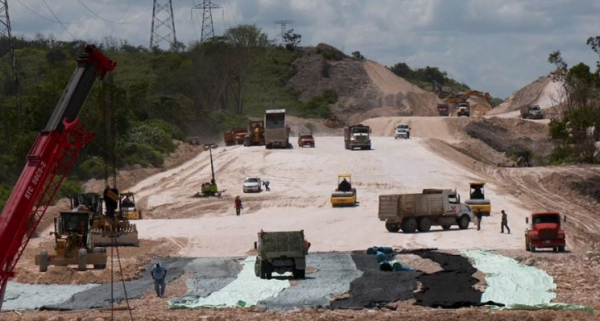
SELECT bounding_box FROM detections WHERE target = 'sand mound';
[488,76,563,116]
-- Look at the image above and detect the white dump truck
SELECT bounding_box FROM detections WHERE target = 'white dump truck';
[378,189,474,233]
[264,109,291,149]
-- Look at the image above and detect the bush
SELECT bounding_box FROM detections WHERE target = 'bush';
[79,157,108,179]
[126,121,177,154]
[119,142,164,167]
[294,90,337,119]
[0,184,12,212]
[56,179,82,201]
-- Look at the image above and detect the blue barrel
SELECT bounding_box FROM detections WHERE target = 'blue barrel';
[375,252,387,263]
[379,260,393,271]
[367,246,394,255]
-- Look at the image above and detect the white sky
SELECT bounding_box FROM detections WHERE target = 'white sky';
[8,0,600,98]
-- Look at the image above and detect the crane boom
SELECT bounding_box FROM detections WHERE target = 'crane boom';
[0,45,116,312]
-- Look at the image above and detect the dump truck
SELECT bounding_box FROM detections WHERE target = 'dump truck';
[224,128,248,146]
[437,104,450,116]
[465,182,491,216]
[36,211,107,272]
[525,212,567,252]
[244,120,265,147]
[457,102,470,117]
[264,109,291,149]
[344,124,371,150]
[331,174,357,207]
[254,230,309,279]
[378,189,474,233]
[395,124,410,139]
[520,105,544,119]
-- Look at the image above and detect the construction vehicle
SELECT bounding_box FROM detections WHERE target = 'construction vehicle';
[395,124,410,139]
[464,182,491,216]
[70,193,103,214]
[91,186,140,247]
[379,189,474,233]
[0,45,115,308]
[324,115,344,128]
[443,90,494,108]
[344,124,371,150]
[224,128,248,146]
[243,120,265,147]
[525,212,567,252]
[457,102,470,117]
[520,105,544,119]
[254,230,310,279]
[35,211,107,272]
[431,80,456,99]
[264,109,291,149]
[331,174,357,207]
[194,144,226,197]
[437,104,450,116]
[298,132,315,148]
[188,137,201,145]
[120,191,142,220]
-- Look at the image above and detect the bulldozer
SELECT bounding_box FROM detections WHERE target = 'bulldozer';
[464,182,491,216]
[244,120,265,147]
[331,174,357,207]
[90,187,140,247]
[120,191,142,220]
[194,144,226,198]
[324,115,344,128]
[35,211,107,272]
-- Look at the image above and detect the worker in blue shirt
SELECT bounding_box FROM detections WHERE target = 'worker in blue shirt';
[151,262,167,297]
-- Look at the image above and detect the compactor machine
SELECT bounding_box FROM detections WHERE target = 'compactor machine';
[464,182,491,216]
[331,174,357,207]
[120,191,143,220]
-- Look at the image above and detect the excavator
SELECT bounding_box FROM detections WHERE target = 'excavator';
[443,90,494,108]
[324,115,344,128]
[0,45,116,310]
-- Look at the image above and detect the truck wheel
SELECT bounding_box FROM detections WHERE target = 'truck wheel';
[255,259,261,277]
[77,248,88,271]
[385,221,400,233]
[93,247,107,269]
[139,209,143,220]
[525,240,531,251]
[39,250,49,272]
[458,215,470,229]
[401,218,417,233]
[265,261,273,280]
[258,260,267,279]
[365,145,371,150]
[441,224,451,230]
[530,243,536,252]
[293,268,306,279]
[417,218,431,232]
[558,246,565,252]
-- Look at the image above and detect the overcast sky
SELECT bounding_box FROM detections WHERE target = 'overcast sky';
[9,0,600,98]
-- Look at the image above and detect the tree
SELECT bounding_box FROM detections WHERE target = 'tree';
[351,51,365,61]
[389,63,413,79]
[283,29,301,51]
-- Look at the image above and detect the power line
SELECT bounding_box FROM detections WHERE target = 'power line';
[78,0,152,25]
[42,0,76,40]
[150,0,178,48]
[15,0,103,24]
[274,20,293,46]
[192,0,222,43]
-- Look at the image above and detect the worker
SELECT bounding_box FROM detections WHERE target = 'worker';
[151,262,167,298]
[475,209,483,231]
[122,196,134,208]
[471,187,484,199]
[501,210,511,234]
[263,180,270,191]
[338,178,351,192]
[234,196,243,216]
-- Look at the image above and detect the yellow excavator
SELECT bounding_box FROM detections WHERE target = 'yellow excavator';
[464,182,492,216]
[324,115,344,128]
[443,91,494,108]
[331,174,357,207]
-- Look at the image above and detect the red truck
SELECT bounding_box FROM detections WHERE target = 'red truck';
[437,104,449,116]
[298,133,315,148]
[224,128,248,146]
[525,212,567,252]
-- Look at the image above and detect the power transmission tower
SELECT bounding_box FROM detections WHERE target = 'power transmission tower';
[192,0,221,43]
[0,0,19,105]
[274,20,294,46]
[150,0,177,49]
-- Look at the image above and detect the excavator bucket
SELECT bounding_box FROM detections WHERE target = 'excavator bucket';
[92,229,139,247]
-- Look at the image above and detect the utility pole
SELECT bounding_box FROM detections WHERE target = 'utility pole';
[274,20,294,46]
[0,0,19,111]
[150,0,177,49]
[192,0,221,43]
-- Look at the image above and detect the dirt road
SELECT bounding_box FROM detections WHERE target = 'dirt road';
[129,125,528,257]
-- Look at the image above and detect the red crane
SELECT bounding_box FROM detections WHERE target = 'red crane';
[0,45,116,312]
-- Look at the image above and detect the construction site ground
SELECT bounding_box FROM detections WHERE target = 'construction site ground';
[5,116,600,320]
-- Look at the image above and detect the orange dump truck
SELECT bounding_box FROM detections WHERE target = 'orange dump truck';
[224,128,248,146]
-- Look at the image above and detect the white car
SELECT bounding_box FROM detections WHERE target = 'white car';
[243,177,262,193]
[395,124,410,139]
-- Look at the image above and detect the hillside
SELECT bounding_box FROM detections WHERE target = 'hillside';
[488,75,563,117]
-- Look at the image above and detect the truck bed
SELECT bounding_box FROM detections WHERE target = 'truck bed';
[259,231,305,257]
[379,193,445,221]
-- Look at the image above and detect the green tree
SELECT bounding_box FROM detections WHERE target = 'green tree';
[351,51,365,61]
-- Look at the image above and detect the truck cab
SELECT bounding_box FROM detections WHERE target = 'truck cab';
[395,124,411,139]
[344,124,372,150]
[525,212,566,252]
[457,102,470,117]
[521,105,544,120]
[437,104,450,116]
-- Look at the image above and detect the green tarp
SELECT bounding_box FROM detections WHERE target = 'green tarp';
[464,250,592,313]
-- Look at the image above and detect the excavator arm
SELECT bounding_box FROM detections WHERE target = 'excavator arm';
[0,45,115,311]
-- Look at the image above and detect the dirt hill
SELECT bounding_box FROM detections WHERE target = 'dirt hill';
[287,44,440,124]
[488,75,563,117]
